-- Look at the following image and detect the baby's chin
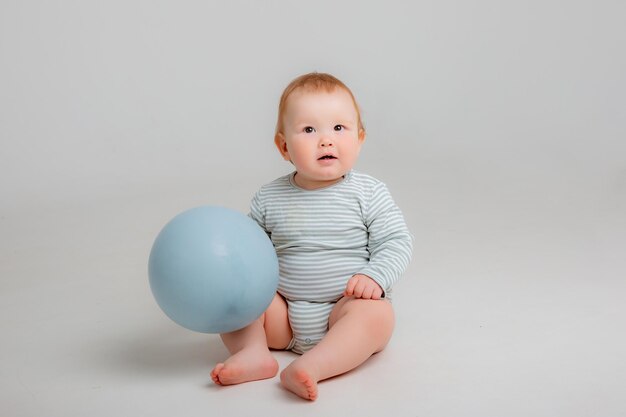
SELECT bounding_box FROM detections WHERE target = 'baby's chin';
[293,172,346,190]
[311,169,349,182]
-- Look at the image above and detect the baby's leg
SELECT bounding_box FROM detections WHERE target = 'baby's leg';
[280,297,394,401]
[211,293,292,385]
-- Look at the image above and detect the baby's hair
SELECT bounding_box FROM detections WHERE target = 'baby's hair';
[275,72,364,135]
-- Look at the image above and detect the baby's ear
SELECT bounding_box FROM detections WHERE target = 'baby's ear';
[358,129,366,144]
[274,133,291,161]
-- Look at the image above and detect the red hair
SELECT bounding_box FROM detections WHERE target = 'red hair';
[275,72,364,135]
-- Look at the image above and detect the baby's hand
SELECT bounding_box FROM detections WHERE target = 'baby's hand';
[344,274,384,300]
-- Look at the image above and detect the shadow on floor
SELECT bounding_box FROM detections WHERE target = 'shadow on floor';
[80,323,228,377]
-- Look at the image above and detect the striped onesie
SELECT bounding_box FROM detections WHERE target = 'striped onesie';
[249,170,413,354]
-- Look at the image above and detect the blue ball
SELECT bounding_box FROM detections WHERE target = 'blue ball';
[148,206,278,333]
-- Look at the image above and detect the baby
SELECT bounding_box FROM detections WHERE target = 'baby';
[210,72,413,401]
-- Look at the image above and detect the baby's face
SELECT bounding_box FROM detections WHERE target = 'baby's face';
[276,88,365,190]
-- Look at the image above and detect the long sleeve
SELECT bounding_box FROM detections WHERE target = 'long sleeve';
[357,181,413,296]
[248,189,269,236]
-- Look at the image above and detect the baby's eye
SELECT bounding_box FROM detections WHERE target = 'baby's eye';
[334,125,344,131]
[304,126,315,133]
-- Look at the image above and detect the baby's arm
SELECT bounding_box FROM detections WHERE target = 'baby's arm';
[248,189,269,235]
[350,181,413,298]
[344,274,384,299]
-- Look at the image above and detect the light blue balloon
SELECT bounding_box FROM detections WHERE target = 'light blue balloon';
[148,206,278,333]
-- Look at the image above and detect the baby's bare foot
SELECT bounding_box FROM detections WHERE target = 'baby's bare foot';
[280,364,319,401]
[211,347,278,385]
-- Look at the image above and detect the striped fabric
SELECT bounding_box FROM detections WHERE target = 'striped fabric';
[249,170,413,302]
[285,300,336,352]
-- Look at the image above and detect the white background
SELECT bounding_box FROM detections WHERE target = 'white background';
[1,1,624,416]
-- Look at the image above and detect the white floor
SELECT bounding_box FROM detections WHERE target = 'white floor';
[1,187,625,417]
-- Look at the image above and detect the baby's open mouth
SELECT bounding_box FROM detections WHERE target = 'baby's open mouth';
[318,155,337,160]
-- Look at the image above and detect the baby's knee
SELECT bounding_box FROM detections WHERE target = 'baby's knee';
[341,299,395,350]
[339,298,395,326]
[364,300,394,326]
